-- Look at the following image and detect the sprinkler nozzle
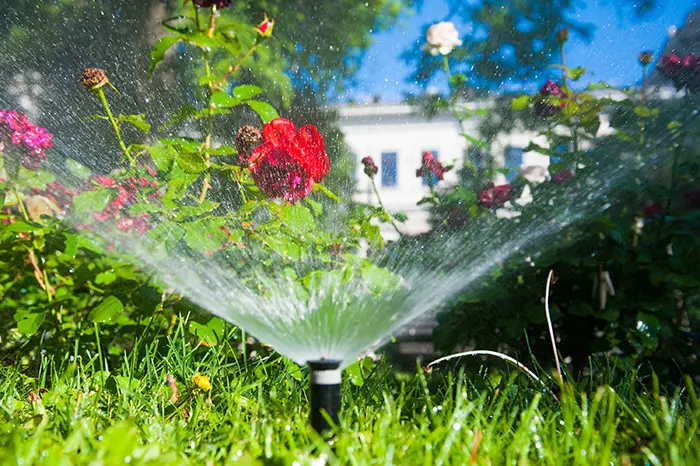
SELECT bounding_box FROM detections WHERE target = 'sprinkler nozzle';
[307,359,341,433]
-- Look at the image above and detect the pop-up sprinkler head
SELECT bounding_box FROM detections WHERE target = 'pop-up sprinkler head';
[307,359,341,433]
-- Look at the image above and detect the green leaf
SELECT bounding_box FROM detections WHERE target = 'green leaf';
[14,310,46,335]
[88,296,124,323]
[189,317,225,345]
[211,91,241,108]
[361,264,401,294]
[119,114,151,133]
[312,183,339,202]
[246,100,279,123]
[175,151,208,173]
[266,236,301,261]
[63,233,80,258]
[305,198,323,216]
[279,204,315,233]
[232,84,261,101]
[511,95,530,110]
[147,221,186,250]
[72,189,112,216]
[148,35,180,76]
[174,200,219,219]
[66,158,92,179]
[567,67,587,81]
[162,105,198,130]
[148,144,177,172]
[95,270,117,285]
[184,221,229,253]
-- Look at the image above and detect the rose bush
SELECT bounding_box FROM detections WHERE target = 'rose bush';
[0,5,396,366]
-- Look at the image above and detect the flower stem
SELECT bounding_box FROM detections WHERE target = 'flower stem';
[371,177,402,237]
[642,64,648,103]
[96,87,132,166]
[196,5,218,204]
[12,184,30,222]
[218,43,260,87]
[560,43,568,89]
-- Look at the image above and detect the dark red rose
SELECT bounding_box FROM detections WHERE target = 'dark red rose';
[551,169,574,183]
[685,188,700,208]
[535,80,566,117]
[479,183,513,208]
[659,54,700,92]
[361,156,378,177]
[248,118,329,203]
[642,203,664,218]
[416,151,448,181]
[192,0,231,8]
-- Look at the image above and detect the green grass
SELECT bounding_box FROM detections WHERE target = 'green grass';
[1,324,699,465]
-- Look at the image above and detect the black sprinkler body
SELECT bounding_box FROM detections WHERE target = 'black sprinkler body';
[307,359,341,432]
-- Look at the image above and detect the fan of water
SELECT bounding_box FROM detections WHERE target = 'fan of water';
[0,2,680,370]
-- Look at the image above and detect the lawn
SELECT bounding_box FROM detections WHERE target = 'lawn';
[1,322,698,465]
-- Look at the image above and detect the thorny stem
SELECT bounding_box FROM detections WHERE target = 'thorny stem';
[371,177,402,237]
[218,43,260,87]
[642,64,649,103]
[96,87,132,166]
[14,185,54,302]
[560,42,568,89]
[196,5,218,204]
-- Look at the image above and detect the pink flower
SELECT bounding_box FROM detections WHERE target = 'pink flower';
[534,81,566,117]
[479,183,513,208]
[0,109,54,170]
[551,169,574,183]
[416,151,448,181]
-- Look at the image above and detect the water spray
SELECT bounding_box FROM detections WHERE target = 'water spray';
[307,359,341,432]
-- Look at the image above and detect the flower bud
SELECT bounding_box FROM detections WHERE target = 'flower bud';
[557,28,569,44]
[235,125,262,164]
[639,51,653,66]
[255,13,275,39]
[361,156,378,178]
[80,68,110,91]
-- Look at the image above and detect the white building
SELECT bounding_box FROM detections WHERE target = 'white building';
[337,101,551,238]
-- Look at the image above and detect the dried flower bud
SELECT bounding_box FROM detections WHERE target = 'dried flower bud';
[193,0,231,8]
[361,156,378,177]
[639,51,653,66]
[80,68,109,90]
[235,125,262,163]
[557,28,569,44]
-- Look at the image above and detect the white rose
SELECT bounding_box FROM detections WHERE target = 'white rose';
[426,21,462,56]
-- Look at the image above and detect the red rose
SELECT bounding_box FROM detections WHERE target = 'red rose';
[642,203,664,218]
[416,151,448,181]
[551,169,574,183]
[479,183,513,208]
[248,118,329,203]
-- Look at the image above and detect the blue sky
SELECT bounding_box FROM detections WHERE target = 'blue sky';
[337,0,697,102]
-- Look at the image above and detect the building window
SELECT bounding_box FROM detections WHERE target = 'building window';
[381,152,397,187]
[505,146,524,180]
[422,150,439,186]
